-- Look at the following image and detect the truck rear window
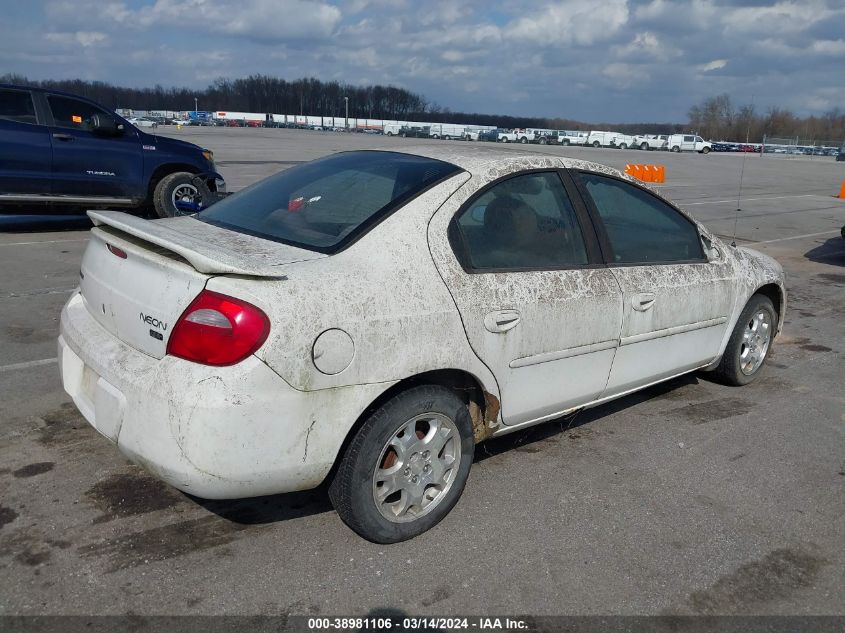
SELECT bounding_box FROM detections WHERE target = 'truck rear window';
[199,151,461,253]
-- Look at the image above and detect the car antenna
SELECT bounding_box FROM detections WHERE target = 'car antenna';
[731,94,754,248]
[731,153,749,248]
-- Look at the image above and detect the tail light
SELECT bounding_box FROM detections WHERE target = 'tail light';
[167,290,270,366]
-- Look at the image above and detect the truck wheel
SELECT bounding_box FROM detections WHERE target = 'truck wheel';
[153,172,211,218]
[519,137,528,144]
[640,142,649,150]
[701,147,711,154]
[713,295,777,386]
[592,141,600,148]
[501,137,508,143]
[329,385,475,543]
[562,139,570,146]
[618,143,628,150]
[671,145,681,152]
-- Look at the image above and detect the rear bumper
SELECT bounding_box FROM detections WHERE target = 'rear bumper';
[59,291,383,499]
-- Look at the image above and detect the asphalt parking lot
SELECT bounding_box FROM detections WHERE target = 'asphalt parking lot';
[1,128,843,616]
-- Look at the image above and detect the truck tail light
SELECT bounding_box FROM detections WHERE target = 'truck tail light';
[167,290,270,366]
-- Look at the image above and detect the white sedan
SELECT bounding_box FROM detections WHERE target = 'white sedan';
[128,117,158,128]
[59,147,785,542]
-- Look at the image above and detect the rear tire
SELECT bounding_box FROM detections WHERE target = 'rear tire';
[619,143,627,150]
[713,295,777,386]
[592,141,600,148]
[329,385,474,543]
[153,172,211,218]
[640,142,649,150]
[671,145,681,152]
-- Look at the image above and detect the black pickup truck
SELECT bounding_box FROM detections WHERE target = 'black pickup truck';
[0,84,225,217]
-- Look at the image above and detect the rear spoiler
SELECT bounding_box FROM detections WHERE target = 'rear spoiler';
[87,210,322,277]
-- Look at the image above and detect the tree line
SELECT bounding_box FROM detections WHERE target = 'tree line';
[689,94,845,143]
[3,74,843,142]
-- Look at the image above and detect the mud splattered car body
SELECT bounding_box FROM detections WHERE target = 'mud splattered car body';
[59,146,785,542]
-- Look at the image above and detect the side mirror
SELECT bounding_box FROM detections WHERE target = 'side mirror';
[701,234,721,261]
[91,114,122,136]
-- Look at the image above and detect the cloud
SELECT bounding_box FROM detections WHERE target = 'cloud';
[6,0,844,121]
[507,0,629,46]
[602,62,650,88]
[46,0,342,42]
[45,31,110,48]
[698,59,728,72]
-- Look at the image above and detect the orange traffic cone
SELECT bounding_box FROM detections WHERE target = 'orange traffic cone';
[838,179,845,199]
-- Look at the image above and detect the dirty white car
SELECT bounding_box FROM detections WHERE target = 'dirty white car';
[59,147,786,543]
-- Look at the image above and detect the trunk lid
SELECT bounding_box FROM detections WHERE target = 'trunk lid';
[80,211,324,358]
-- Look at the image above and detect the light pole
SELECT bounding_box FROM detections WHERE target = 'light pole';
[194,97,198,113]
[344,96,349,129]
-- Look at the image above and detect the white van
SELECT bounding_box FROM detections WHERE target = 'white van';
[667,134,712,153]
[429,124,467,140]
[383,123,402,136]
[586,131,621,148]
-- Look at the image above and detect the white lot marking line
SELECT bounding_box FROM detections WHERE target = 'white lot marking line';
[749,230,842,245]
[0,238,89,247]
[0,358,57,373]
[682,194,816,206]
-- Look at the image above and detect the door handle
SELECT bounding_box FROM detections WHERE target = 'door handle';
[632,293,656,311]
[52,133,74,141]
[484,309,521,333]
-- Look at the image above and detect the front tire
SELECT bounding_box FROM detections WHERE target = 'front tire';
[329,385,474,543]
[713,295,777,386]
[640,142,649,150]
[153,172,211,218]
[592,141,600,148]
[671,145,681,152]
[701,147,711,154]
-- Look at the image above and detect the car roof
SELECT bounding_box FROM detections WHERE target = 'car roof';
[383,143,628,180]
[372,145,705,226]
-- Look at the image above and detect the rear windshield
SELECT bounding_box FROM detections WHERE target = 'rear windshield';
[199,151,461,253]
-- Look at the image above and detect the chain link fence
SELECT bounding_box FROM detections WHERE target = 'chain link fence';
[763,136,842,158]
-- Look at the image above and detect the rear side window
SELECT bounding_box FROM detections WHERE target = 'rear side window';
[0,89,37,124]
[452,172,589,271]
[580,173,704,264]
[199,151,461,253]
[47,95,109,131]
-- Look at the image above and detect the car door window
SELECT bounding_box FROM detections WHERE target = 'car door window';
[47,95,109,131]
[580,173,705,264]
[0,89,37,124]
[452,172,589,271]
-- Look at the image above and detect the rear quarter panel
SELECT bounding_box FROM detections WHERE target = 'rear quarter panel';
[206,172,500,400]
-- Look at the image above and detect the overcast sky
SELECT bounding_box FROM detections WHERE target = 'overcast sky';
[3,0,844,122]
